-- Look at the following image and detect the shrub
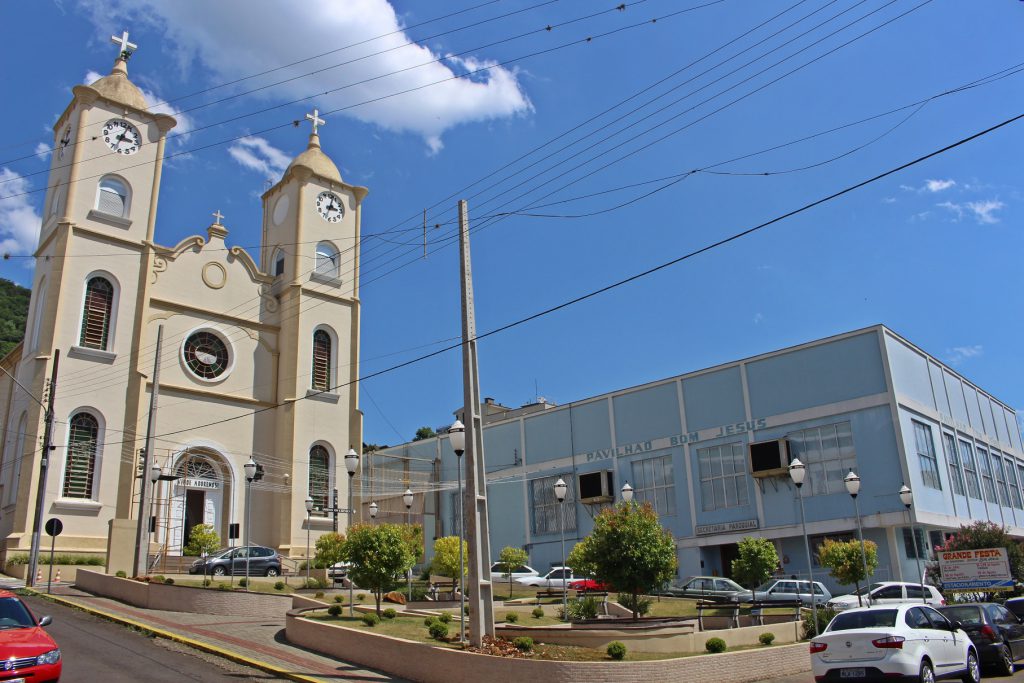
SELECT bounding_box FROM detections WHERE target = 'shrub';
[202,579,212,587]
[6,553,104,567]
[305,578,323,589]
[334,595,345,603]
[327,605,342,617]
[607,641,627,660]
[361,612,381,627]
[705,637,727,654]
[512,636,534,652]
[424,616,438,627]
[532,607,545,619]
[115,570,127,578]
[505,612,519,623]
[802,606,837,640]
[617,593,651,616]
[183,523,221,557]
[238,578,248,587]
[217,583,231,591]
[564,596,600,621]
[315,591,325,599]
[383,608,397,619]
[438,611,452,624]
[152,575,165,584]
[428,620,449,640]
[274,581,285,591]
[464,604,470,615]
[759,632,776,646]
[356,593,366,601]
[163,578,174,585]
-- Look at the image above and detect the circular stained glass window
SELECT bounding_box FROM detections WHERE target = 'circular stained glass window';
[183,331,230,380]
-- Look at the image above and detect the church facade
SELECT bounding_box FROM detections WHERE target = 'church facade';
[0,39,365,565]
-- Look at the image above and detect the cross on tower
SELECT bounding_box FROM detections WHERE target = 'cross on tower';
[305,108,325,136]
[212,210,224,225]
[111,30,138,59]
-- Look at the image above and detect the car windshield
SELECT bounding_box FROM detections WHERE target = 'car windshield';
[722,579,744,591]
[0,597,36,629]
[853,583,888,596]
[828,609,898,631]
[938,606,983,625]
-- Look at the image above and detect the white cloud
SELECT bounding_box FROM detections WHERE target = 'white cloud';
[882,197,896,204]
[923,178,955,193]
[0,169,42,259]
[936,201,963,221]
[946,345,983,365]
[34,143,51,161]
[753,313,764,324]
[227,136,290,180]
[84,70,194,143]
[74,0,532,152]
[937,199,1004,224]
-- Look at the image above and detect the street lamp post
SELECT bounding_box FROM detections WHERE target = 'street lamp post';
[788,458,819,636]
[621,482,634,504]
[899,484,927,603]
[304,497,314,584]
[844,471,872,607]
[554,478,568,622]
[369,501,378,520]
[345,448,359,617]
[404,488,414,602]
[148,463,162,570]
[450,420,467,643]
[243,458,257,591]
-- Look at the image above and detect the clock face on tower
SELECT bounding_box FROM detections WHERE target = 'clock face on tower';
[315,191,344,223]
[102,118,141,155]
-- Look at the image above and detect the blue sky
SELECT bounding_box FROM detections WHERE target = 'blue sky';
[0,0,1021,447]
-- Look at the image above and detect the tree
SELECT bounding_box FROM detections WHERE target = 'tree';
[398,523,423,565]
[413,427,436,441]
[929,521,1024,601]
[567,537,596,578]
[731,537,779,589]
[183,523,219,557]
[343,523,415,616]
[313,532,346,569]
[818,538,879,606]
[430,536,468,587]
[576,501,677,620]
[496,546,529,598]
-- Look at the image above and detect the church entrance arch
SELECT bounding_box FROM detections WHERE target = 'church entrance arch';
[168,450,232,555]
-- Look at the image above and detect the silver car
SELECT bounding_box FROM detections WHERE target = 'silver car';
[655,576,746,602]
[735,578,831,605]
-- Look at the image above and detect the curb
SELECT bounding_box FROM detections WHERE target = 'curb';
[26,589,325,683]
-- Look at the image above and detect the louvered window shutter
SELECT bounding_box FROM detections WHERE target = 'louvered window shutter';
[79,278,114,349]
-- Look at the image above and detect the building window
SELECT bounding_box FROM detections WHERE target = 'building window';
[942,433,965,497]
[991,452,1010,507]
[631,454,676,516]
[96,176,130,217]
[315,242,340,279]
[1017,464,1024,510]
[977,447,997,504]
[912,421,942,491]
[62,412,98,499]
[308,445,330,517]
[28,278,46,352]
[959,439,982,500]
[273,249,285,277]
[79,276,114,350]
[530,474,576,535]
[182,330,231,381]
[902,527,928,560]
[311,329,331,391]
[786,421,856,496]
[1006,459,1023,509]
[697,443,747,511]
[4,413,27,506]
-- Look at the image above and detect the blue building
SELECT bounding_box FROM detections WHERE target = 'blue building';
[369,326,1023,594]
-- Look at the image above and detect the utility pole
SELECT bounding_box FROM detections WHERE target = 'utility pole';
[27,350,60,588]
[457,200,494,645]
[134,326,163,577]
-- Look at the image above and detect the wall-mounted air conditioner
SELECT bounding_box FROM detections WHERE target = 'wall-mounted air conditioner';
[578,470,614,504]
[748,438,790,478]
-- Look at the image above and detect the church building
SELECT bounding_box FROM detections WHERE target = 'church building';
[0,34,366,568]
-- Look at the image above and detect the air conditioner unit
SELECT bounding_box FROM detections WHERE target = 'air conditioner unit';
[748,438,790,478]
[578,470,614,504]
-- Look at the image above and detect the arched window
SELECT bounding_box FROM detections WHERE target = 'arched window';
[4,413,27,505]
[27,278,46,352]
[63,412,99,499]
[315,242,339,279]
[308,445,330,516]
[273,249,285,277]
[312,330,332,391]
[96,176,130,218]
[79,276,114,349]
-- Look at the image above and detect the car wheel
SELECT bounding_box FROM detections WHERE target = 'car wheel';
[961,649,981,683]
[918,659,934,683]
[212,566,226,576]
[265,567,279,577]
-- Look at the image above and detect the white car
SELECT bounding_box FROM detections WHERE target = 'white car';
[489,562,538,583]
[515,566,577,589]
[810,604,979,683]
[828,582,946,612]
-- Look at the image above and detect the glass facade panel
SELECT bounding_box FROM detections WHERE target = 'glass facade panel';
[991,452,1010,507]
[786,421,857,496]
[977,447,996,503]
[959,440,982,500]
[631,454,676,517]
[912,421,942,490]
[697,443,747,511]
[531,475,577,535]
[942,433,965,497]
[1006,458,1023,509]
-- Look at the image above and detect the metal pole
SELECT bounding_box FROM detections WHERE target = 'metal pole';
[348,472,354,617]
[134,326,163,577]
[559,500,567,621]
[245,477,251,590]
[27,350,59,588]
[853,494,871,606]
[796,483,819,636]
[407,505,413,602]
[47,532,56,594]
[458,457,465,643]
[910,517,926,603]
[306,510,311,583]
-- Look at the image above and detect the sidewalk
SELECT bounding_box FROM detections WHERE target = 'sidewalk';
[34,584,405,683]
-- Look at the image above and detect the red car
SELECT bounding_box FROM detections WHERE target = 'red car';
[0,590,61,682]
[569,578,610,593]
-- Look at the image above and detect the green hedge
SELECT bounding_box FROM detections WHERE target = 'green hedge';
[6,553,105,567]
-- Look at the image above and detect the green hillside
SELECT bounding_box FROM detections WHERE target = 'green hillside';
[0,278,31,358]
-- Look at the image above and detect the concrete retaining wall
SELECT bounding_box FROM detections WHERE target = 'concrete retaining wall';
[5,564,105,583]
[285,608,811,683]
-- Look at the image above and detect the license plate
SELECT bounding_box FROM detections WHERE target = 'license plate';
[840,669,866,679]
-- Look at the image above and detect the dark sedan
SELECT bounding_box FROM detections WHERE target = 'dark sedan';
[188,545,282,576]
[938,602,1024,675]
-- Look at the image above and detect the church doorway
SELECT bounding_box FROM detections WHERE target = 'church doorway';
[169,453,228,555]
[719,543,740,579]
[183,490,205,549]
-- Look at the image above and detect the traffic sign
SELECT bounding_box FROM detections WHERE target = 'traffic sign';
[44,518,63,537]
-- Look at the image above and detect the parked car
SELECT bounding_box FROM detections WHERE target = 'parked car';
[328,561,351,583]
[188,545,283,576]
[653,576,746,602]
[938,602,1024,675]
[734,578,831,606]
[569,578,610,593]
[828,581,946,612]
[515,567,578,589]
[1004,597,1024,621]
[0,590,62,682]
[489,562,538,583]
[810,603,980,683]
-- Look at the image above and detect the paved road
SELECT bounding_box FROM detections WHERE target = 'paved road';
[22,594,286,682]
[762,658,1024,683]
